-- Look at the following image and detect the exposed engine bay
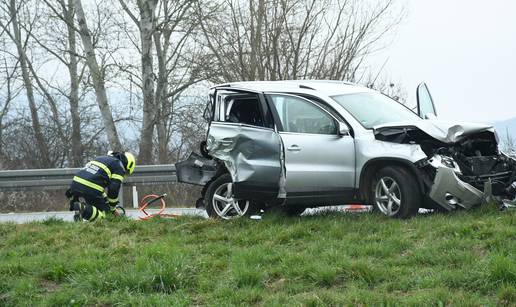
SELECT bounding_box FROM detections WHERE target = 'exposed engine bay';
[375,124,516,210]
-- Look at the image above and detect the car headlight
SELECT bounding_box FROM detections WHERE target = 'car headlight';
[428,155,462,173]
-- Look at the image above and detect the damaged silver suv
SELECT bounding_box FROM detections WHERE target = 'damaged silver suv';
[176,81,516,219]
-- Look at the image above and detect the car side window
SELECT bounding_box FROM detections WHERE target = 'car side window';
[220,93,265,127]
[270,94,337,134]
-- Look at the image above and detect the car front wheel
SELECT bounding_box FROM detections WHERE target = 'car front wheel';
[372,166,420,218]
[205,174,252,219]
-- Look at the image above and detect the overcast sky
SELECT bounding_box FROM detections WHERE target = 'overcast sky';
[369,0,516,123]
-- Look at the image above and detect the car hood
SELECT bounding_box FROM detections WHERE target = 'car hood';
[373,120,495,144]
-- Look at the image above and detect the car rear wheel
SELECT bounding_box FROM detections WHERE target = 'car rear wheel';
[372,166,420,218]
[205,174,252,219]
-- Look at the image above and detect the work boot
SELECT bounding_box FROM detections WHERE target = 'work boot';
[70,200,81,211]
[70,201,85,222]
[73,211,82,222]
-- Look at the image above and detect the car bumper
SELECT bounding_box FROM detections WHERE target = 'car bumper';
[429,166,491,210]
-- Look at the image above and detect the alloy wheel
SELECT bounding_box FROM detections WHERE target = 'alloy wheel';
[212,182,250,219]
[375,176,402,216]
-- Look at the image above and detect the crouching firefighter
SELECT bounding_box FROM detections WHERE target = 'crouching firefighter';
[66,151,136,222]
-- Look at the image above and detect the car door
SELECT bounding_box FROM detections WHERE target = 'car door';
[266,93,356,203]
[206,88,285,201]
[417,82,437,118]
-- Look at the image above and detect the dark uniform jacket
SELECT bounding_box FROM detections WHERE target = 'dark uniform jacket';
[72,155,126,203]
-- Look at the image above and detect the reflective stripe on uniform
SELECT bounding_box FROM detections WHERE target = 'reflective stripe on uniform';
[73,176,104,193]
[107,197,118,202]
[88,207,106,222]
[111,174,124,182]
[89,206,99,221]
[89,161,112,178]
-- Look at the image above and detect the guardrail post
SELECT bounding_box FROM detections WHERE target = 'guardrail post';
[132,185,139,208]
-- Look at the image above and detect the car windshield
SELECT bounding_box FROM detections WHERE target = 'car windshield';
[332,92,421,129]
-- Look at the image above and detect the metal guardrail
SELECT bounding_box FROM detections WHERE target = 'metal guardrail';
[0,165,177,208]
[0,165,177,192]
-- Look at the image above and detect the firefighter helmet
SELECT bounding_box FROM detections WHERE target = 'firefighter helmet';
[108,151,136,175]
[124,152,136,175]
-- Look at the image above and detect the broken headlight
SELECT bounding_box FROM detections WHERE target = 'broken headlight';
[428,155,462,173]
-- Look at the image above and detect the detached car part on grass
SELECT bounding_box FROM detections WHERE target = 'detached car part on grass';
[176,81,516,219]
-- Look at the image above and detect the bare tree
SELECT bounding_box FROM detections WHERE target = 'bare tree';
[118,0,157,164]
[0,58,20,163]
[0,0,406,172]
[1,0,90,167]
[168,93,208,162]
[502,127,515,154]
[118,0,206,164]
[197,0,403,83]
[0,0,53,167]
[74,0,122,150]
[34,0,85,166]
[367,78,407,104]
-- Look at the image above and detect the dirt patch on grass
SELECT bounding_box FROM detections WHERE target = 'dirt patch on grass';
[40,279,59,293]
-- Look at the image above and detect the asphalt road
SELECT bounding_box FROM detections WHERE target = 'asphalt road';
[0,208,208,224]
[0,205,371,224]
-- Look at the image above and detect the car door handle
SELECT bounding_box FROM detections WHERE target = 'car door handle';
[287,145,301,152]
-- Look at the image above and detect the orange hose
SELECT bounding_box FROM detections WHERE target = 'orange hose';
[138,194,179,220]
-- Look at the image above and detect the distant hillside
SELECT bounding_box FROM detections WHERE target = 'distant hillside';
[492,117,516,142]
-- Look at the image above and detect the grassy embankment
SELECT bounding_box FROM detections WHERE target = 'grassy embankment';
[0,206,515,306]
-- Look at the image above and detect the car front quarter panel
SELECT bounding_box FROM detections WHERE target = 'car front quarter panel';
[355,136,428,184]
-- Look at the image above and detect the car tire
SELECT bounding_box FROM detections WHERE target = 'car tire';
[371,166,420,218]
[205,174,253,219]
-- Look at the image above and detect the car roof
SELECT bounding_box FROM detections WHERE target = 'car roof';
[212,80,375,97]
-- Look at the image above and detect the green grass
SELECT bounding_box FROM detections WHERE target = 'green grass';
[0,205,515,306]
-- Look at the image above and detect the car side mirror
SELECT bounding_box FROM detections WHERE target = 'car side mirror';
[338,122,350,136]
[416,82,437,118]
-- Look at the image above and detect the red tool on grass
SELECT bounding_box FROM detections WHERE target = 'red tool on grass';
[138,193,179,220]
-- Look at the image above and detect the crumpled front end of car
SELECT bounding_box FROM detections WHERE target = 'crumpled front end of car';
[422,156,493,210]
[374,122,516,211]
[376,125,516,210]
[421,152,516,211]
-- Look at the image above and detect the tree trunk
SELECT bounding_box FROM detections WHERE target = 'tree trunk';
[156,110,168,163]
[9,0,51,168]
[0,64,13,162]
[74,0,122,150]
[66,0,83,166]
[154,30,169,164]
[136,0,158,164]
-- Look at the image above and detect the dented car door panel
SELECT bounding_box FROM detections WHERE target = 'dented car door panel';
[204,88,285,201]
[206,122,284,200]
